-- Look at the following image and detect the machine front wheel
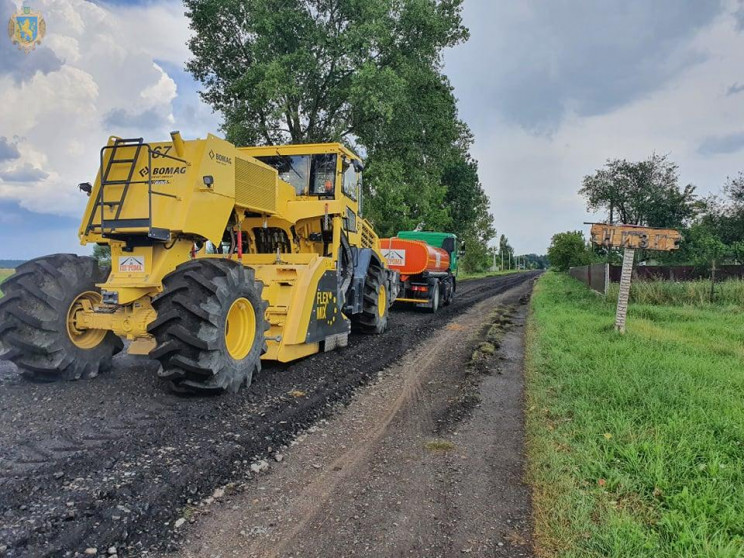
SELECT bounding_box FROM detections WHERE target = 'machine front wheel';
[149,259,268,394]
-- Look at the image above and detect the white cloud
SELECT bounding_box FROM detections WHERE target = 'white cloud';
[447,0,744,254]
[141,63,178,107]
[0,0,217,225]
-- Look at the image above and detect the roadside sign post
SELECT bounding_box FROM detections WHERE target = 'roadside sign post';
[615,247,634,333]
[587,223,682,334]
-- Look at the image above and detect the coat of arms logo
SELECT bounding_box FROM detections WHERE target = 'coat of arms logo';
[7,5,46,54]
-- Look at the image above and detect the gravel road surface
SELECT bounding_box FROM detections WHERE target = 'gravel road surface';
[0,271,539,557]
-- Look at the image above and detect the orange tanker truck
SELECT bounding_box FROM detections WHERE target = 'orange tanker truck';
[381,231,459,313]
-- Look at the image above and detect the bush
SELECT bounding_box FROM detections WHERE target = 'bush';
[547,231,593,271]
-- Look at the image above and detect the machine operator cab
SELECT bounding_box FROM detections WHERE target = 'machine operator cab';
[237,143,369,263]
[241,144,364,211]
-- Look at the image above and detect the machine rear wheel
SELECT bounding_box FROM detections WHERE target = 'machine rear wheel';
[352,263,388,334]
[0,254,123,381]
[148,259,268,394]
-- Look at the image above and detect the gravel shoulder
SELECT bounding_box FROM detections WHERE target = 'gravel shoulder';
[167,276,536,558]
[0,272,538,557]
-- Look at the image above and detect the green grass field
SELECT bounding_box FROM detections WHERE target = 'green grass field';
[527,272,744,557]
[0,269,12,296]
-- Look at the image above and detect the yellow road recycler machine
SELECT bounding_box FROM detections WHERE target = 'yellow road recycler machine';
[0,132,397,393]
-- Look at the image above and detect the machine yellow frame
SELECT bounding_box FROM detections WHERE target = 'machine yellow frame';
[75,133,387,362]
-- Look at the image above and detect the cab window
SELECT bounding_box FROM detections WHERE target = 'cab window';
[342,159,358,201]
[310,154,337,195]
[254,155,310,195]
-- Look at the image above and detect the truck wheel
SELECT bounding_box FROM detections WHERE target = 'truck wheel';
[443,277,453,306]
[429,281,440,313]
[353,264,388,334]
[0,254,123,382]
[149,259,268,394]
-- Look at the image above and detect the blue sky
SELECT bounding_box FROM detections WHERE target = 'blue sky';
[1,0,744,258]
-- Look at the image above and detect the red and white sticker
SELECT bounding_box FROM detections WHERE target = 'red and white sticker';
[382,248,406,267]
[119,256,144,273]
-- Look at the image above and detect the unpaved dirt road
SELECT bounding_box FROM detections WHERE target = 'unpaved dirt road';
[0,272,539,557]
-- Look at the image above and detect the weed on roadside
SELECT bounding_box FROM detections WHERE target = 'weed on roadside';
[425,439,456,452]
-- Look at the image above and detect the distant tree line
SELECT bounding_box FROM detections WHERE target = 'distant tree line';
[549,153,744,273]
[185,0,496,272]
[0,260,24,269]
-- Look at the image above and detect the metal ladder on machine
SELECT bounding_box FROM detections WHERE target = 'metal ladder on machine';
[85,138,169,241]
[99,138,148,234]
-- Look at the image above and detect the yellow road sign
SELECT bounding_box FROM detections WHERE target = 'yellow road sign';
[589,224,681,251]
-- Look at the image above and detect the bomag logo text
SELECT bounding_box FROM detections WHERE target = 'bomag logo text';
[139,166,186,177]
[209,150,232,165]
[153,166,186,175]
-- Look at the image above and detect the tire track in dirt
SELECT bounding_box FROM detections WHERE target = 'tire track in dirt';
[0,272,538,557]
[256,327,450,558]
[172,276,538,558]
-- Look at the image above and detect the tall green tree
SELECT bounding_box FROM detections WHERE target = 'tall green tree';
[460,191,496,273]
[186,0,468,145]
[698,173,744,246]
[185,0,494,245]
[579,154,697,227]
[498,234,514,268]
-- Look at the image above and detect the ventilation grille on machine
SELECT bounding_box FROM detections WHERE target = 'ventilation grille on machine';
[235,157,277,213]
[360,220,377,249]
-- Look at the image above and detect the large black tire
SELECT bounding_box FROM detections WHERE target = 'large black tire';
[148,259,268,394]
[429,280,440,313]
[0,254,123,382]
[443,276,454,306]
[352,262,388,334]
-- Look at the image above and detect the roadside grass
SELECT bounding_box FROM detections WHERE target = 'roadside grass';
[526,272,744,557]
[607,278,744,306]
[459,269,524,281]
[0,268,12,296]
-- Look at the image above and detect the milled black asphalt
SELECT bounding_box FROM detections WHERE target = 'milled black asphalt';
[0,271,539,557]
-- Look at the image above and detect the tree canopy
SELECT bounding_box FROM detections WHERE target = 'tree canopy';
[572,155,744,276]
[547,231,593,272]
[185,0,496,262]
[187,0,468,145]
[579,154,697,228]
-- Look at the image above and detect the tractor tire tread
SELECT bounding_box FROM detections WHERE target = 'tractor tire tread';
[149,259,267,395]
[0,254,121,382]
[351,264,388,334]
